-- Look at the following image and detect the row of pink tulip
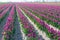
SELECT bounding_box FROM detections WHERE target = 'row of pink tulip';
[27,6,60,21]
[21,7,60,40]
[0,4,11,13]
[19,3,60,20]
[0,4,10,10]
[0,4,7,9]
[19,4,60,29]
[23,7,60,26]
[2,5,15,40]
[16,6,44,40]
[19,3,60,21]
[0,4,12,19]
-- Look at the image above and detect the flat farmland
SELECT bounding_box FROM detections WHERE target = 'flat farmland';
[0,2,60,40]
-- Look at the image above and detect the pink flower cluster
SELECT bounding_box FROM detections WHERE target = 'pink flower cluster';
[4,6,14,31]
[0,4,12,19]
[16,6,40,40]
[22,7,60,40]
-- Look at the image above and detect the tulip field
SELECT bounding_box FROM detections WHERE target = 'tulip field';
[0,3,60,40]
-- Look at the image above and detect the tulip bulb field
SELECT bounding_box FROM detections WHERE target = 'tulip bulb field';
[0,2,60,40]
